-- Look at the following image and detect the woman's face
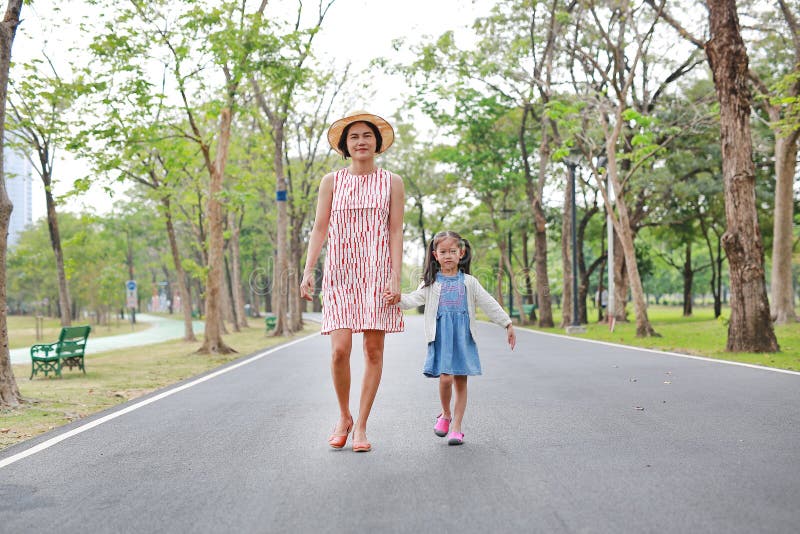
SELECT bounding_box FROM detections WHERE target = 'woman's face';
[345,122,377,161]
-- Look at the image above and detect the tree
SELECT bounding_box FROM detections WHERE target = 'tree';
[6,57,93,326]
[107,0,283,353]
[80,26,200,341]
[0,0,23,408]
[399,0,562,327]
[564,1,685,337]
[250,0,335,337]
[648,0,799,323]
[705,0,779,352]
[283,69,346,330]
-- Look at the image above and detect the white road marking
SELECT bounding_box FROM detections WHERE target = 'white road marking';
[513,325,800,376]
[0,333,319,470]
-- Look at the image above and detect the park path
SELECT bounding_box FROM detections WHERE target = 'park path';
[1,315,799,533]
[9,313,205,364]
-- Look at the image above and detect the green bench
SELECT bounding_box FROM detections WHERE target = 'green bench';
[510,304,537,320]
[30,325,92,379]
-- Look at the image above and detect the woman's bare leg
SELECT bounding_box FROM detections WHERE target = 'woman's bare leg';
[451,375,468,434]
[330,329,353,432]
[439,374,454,419]
[353,330,385,442]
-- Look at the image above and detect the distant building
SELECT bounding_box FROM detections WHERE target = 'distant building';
[3,145,33,247]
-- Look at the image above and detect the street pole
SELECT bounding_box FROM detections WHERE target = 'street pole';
[507,229,513,319]
[501,207,515,320]
[567,160,586,334]
[605,159,614,328]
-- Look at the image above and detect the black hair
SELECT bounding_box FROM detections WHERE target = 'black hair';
[422,230,472,287]
[337,121,383,158]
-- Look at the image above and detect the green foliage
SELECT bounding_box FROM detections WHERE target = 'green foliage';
[768,70,800,136]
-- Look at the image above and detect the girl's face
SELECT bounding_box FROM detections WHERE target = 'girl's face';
[433,237,464,275]
[346,122,377,161]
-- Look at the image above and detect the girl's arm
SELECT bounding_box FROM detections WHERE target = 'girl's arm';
[300,173,334,300]
[473,280,516,349]
[397,283,426,309]
[386,173,405,304]
[473,280,512,327]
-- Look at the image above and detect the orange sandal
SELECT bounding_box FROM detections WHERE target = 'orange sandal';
[352,430,371,452]
[352,439,371,452]
[328,417,353,449]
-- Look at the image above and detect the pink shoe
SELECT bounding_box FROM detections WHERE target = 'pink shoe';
[434,414,450,437]
[447,431,464,446]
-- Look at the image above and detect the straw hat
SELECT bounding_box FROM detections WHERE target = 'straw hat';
[327,110,395,156]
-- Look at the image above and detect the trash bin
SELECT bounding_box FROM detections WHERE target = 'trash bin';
[265,314,277,332]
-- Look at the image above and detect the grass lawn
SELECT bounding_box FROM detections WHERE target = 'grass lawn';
[7,314,151,349]
[517,305,800,372]
[0,322,319,451]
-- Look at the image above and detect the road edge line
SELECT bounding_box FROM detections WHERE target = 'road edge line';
[512,324,800,376]
[0,332,318,470]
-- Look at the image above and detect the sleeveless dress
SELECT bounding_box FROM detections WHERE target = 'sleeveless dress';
[321,168,404,335]
[423,272,481,377]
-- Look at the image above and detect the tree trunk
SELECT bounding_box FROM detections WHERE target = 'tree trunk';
[560,173,572,328]
[605,145,658,337]
[769,0,800,324]
[770,132,798,323]
[162,196,196,341]
[289,226,303,331]
[521,227,536,322]
[0,0,23,408]
[228,210,248,328]
[531,126,555,328]
[577,206,598,325]
[197,108,235,354]
[43,178,72,327]
[597,221,606,323]
[224,253,240,332]
[250,248,263,317]
[270,118,291,336]
[313,257,323,313]
[706,0,779,352]
[613,232,629,322]
[682,242,693,317]
[715,237,723,318]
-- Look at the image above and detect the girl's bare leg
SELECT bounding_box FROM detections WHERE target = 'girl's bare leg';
[330,329,353,432]
[451,375,468,434]
[439,374,454,419]
[353,330,385,441]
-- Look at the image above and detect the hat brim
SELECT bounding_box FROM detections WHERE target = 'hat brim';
[327,111,395,156]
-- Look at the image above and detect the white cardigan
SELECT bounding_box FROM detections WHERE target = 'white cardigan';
[398,273,512,343]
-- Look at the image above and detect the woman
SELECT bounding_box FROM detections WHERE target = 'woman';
[300,110,405,452]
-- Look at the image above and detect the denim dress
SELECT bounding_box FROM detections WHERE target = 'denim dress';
[423,272,482,377]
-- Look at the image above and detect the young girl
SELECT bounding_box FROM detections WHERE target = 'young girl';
[388,230,515,445]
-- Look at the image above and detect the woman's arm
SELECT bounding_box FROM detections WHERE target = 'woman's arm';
[300,173,334,300]
[386,173,405,304]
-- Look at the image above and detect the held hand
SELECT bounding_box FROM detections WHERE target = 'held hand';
[507,324,516,350]
[385,270,401,305]
[299,272,314,301]
[382,289,397,305]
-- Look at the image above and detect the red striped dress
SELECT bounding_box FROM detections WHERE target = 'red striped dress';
[321,167,404,335]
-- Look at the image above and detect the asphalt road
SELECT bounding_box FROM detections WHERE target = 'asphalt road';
[1,315,798,533]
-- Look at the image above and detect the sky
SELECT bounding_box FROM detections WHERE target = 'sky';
[12,0,491,221]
